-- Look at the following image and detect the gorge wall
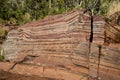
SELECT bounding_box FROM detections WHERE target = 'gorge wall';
[1,10,120,80]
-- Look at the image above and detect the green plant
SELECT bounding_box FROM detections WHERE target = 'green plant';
[0,0,81,25]
[0,55,4,61]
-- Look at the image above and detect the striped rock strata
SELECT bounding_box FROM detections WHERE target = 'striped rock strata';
[1,10,120,80]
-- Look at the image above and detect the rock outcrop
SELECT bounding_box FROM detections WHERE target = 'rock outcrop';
[1,10,120,80]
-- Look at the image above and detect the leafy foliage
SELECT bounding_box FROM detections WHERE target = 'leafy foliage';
[0,0,80,25]
[0,0,119,25]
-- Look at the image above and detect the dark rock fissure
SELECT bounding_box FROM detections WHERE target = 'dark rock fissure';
[88,43,91,80]
[97,45,102,79]
[9,62,17,71]
[73,63,89,69]
[88,42,91,67]
[88,15,94,80]
[88,15,103,80]
[90,15,94,43]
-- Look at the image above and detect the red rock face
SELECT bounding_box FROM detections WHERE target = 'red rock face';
[1,10,120,80]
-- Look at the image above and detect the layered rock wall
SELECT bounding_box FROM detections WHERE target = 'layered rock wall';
[1,10,120,80]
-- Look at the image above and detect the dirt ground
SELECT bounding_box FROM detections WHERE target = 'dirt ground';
[0,71,58,80]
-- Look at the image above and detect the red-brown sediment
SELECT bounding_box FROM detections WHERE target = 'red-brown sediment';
[1,10,120,80]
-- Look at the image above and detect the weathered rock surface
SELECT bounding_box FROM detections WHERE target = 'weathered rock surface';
[0,67,61,80]
[1,10,120,80]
